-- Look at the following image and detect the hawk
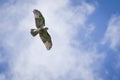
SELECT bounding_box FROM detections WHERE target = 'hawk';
[30,9,52,50]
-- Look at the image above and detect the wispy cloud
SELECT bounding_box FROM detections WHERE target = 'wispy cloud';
[0,0,105,80]
[0,74,5,80]
[102,15,120,50]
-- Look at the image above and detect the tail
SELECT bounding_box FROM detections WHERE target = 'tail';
[30,29,39,37]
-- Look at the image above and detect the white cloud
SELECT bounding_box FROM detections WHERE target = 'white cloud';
[0,74,5,80]
[102,15,120,50]
[0,0,105,80]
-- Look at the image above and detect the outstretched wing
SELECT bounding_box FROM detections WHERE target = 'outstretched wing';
[33,9,45,28]
[39,28,52,50]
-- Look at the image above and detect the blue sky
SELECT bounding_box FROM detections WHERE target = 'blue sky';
[0,0,120,80]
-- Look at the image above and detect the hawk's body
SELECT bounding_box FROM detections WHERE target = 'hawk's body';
[31,9,52,50]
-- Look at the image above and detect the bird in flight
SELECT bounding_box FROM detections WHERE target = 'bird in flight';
[30,9,52,50]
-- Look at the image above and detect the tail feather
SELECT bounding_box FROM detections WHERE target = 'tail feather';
[31,29,39,37]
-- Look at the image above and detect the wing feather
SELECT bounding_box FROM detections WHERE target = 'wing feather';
[33,9,45,28]
[39,28,52,50]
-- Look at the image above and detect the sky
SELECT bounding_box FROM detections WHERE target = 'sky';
[0,0,120,80]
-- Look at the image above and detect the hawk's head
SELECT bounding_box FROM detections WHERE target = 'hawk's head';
[33,9,42,18]
[44,27,48,30]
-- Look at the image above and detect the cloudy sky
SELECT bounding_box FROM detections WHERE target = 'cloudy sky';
[0,0,120,80]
